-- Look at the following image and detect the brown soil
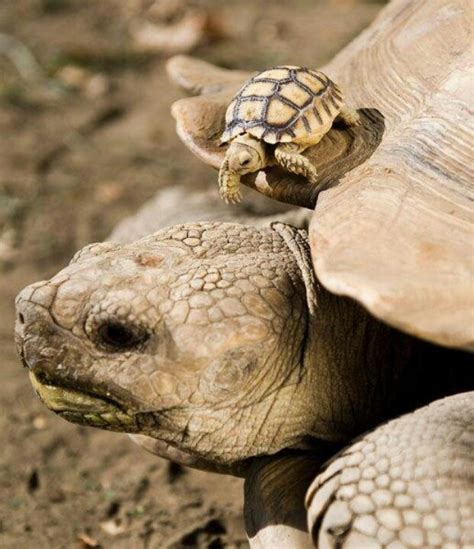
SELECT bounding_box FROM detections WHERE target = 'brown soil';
[0,1,384,547]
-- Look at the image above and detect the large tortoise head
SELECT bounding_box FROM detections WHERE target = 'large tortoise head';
[15,223,320,469]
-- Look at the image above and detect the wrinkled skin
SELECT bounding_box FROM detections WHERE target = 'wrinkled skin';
[15,221,414,473]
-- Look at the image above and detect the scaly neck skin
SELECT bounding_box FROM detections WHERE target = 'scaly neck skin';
[274,222,416,442]
[304,289,414,441]
[285,226,473,443]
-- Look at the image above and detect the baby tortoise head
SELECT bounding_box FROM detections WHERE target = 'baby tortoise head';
[226,134,267,175]
[219,134,268,204]
[15,222,315,470]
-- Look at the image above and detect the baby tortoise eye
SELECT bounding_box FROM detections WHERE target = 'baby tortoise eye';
[97,322,147,351]
[238,151,252,167]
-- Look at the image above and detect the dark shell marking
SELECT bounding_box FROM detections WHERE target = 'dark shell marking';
[221,66,343,144]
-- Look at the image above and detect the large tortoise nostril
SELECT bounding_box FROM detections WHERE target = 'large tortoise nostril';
[14,286,61,371]
[15,293,31,331]
[15,300,27,341]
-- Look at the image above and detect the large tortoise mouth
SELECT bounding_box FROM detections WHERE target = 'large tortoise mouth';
[28,372,325,477]
[29,371,136,429]
[28,372,247,474]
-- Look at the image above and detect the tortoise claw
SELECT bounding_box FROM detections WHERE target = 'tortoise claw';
[220,190,242,205]
[232,192,243,204]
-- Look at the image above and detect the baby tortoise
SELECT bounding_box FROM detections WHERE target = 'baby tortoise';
[219,65,360,203]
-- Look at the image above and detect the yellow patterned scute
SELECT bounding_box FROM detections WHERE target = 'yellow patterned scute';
[221,66,343,145]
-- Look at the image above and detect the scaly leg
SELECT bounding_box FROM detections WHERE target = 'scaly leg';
[307,392,474,548]
[218,158,242,204]
[339,103,361,126]
[274,143,319,185]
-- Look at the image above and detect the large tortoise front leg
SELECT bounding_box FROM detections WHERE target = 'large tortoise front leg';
[306,392,474,548]
[244,453,329,549]
[245,393,473,548]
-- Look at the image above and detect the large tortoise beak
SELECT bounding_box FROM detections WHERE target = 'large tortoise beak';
[29,371,136,428]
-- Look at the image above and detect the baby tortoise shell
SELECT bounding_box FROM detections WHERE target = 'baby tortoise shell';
[221,65,344,145]
[218,65,359,204]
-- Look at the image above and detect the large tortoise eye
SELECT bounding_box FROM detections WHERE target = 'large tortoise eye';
[97,322,147,351]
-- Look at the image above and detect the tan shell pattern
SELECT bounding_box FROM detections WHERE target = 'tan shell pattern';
[221,66,343,145]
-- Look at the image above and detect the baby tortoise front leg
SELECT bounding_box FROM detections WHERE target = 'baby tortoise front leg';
[218,134,268,204]
[275,143,319,185]
[218,158,242,204]
[274,101,360,186]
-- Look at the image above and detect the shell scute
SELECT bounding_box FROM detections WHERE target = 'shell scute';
[320,97,333,118]
[253,68,292,81]
[225,99,237,125]
[296,70,327,94]
[278,81,312,108]
[236,99,266,123]
[266,98,299,126]
[240,81,275,97]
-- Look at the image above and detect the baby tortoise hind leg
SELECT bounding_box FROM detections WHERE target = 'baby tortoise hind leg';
[274,142,319,185]
[218,159,242,204]
[339,104,361,126]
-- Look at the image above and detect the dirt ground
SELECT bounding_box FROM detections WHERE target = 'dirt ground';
[0,1,385,547]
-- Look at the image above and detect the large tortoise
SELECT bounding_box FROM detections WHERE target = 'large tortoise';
[14,0,474,547]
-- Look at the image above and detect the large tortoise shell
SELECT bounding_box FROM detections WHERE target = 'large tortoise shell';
[221,66,343,145]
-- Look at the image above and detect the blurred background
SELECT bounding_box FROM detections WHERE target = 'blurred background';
[0,1,386,547]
